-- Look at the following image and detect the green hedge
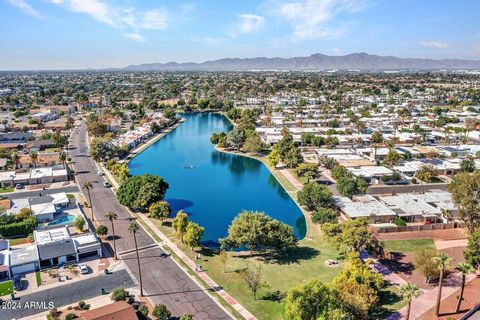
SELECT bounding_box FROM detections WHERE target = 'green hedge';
[394,217,407,227]
[0,216,38,237]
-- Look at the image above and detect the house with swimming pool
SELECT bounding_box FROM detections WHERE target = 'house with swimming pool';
[3,192,73,223]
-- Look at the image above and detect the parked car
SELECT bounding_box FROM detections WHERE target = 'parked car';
[13,276,23,291]
[15,183,24,189]
[103,182,111,188]
[78,264,89,275]
[97,171,103,176]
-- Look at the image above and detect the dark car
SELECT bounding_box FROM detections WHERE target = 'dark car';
[13,276,23,291]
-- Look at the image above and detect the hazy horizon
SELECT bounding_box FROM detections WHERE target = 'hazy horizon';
[1,0,480,70]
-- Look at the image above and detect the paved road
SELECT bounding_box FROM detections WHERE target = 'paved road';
[3,186,79,200]
[69,123,231,319]
[0,269,134,320]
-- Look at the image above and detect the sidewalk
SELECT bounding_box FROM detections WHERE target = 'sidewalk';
[277,167,303,191]
[387,273,478,320]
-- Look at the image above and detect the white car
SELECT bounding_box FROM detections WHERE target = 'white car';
[79,264,89,275]
[97,171,103,176]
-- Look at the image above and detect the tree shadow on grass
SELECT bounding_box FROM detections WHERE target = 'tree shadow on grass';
[368,288,403,320]
[260,290,286,303]
[265,245,320,265]
[231,245,320,265]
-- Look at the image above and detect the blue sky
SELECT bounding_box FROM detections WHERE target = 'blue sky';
[1,0,480,70]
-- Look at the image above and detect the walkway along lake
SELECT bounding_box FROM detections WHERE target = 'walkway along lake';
[129,112,306,245]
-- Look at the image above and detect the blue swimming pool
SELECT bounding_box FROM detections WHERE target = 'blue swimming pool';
[129,113,306,245]
[48,215,75,226]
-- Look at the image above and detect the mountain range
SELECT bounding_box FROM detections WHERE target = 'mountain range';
[124,52,480,71]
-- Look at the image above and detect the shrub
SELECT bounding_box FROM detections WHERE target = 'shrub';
[394,217,407,227]
[137,305,149,319]
[65,313,76,320]
[152,304,171,320]
[95,224,108,237]
[413,249,440,283]
[74,216,85,232]
[15,208,33,221]
[78,300,90,310]
[0,216,37,237]
[110,287,129,301]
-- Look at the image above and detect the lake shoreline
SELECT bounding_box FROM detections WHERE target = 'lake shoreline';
[129,112,309,241]
[214,145,312,239]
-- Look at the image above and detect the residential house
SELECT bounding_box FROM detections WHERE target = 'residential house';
[81,301,137,320]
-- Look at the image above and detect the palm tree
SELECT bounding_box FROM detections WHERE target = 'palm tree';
[128,221,143,297]
[105,211,118,260]
[400,283,421,320]
[432,252,452,316]
[455,262,474,313]
[10,151,19,170]
[82,181,94,221]
[59,151,67,169]
[29,151,38,168]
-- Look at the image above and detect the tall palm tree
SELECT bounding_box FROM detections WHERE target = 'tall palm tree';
[400,283,421,320]
[59,151,67,169]
[432,252,452,316]
[455,262,474,313]
[105,211,118,260]
[10,151,19,170]
[82,181,94,221]
[29,151,38,168]
[128,221,143,297]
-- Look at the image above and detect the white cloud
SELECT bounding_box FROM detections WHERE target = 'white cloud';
[47,0,178,41]
[275,0,366,40]
[123,33,145,42]
[63,0,116,27]
[140,9,168,30]
[419,40,450,49]
[230,14,265,37]
[7,0,42,18]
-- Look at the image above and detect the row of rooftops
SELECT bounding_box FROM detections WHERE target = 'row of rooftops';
[335,191,455,220]
[111,112,169,148]
[0,165,68,183]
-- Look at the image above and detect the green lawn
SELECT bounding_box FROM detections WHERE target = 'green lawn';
[0,187,13,194]
[0,280,13,297]
[153,220,343,320]
[370,284,407,319]
[382,239,435,253]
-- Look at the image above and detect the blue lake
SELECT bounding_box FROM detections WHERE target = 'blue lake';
[129,112,306,245]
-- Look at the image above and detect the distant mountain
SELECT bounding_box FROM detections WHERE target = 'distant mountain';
[124,52,480,71]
